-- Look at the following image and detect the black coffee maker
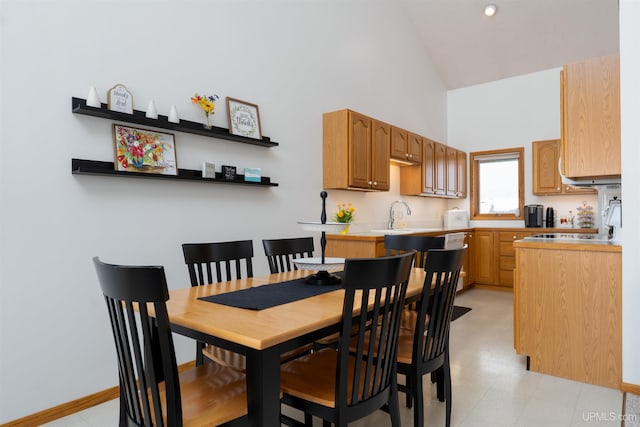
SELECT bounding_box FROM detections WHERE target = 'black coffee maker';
[545,207,555,228]
[524,204,543,227]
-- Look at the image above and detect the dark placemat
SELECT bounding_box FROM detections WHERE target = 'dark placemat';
[199,274,343,310]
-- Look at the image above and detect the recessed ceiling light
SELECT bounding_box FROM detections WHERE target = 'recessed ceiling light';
[484,4,498,17]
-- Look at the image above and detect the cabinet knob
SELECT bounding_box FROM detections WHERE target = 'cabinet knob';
[368,181,373,186]
[513,235,517,239]
[373,181,377,186]
[557,187,561,190]
[409,154,413,158]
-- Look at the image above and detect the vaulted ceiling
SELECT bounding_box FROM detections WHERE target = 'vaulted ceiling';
[398,0,619,89]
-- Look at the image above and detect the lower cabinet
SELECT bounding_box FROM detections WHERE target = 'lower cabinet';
[497,231,536,288]
[514,243,621,389]
[472,230,496,285]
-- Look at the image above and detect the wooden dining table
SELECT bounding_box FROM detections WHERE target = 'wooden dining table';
[163,267,428,427]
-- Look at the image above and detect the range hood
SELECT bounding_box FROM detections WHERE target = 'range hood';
[558,157,621,186]
[560,175,621,187]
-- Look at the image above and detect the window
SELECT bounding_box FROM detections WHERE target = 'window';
[470,147,524,220]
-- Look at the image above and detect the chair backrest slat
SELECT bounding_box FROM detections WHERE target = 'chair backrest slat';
[262,237,314,274]
[336,252,414,411]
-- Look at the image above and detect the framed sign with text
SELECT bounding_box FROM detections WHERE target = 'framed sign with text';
[107,84,133,114]
[226,97,262,140]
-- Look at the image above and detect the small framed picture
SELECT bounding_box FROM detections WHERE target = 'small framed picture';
[107,84,133,114]
[221,165,237,181]
[112,124,177,176]
[226,97,262,140]
[202,162,216,179]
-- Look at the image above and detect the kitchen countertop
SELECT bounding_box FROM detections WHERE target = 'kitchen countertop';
[513,238,621,252]
[327,227,599,240]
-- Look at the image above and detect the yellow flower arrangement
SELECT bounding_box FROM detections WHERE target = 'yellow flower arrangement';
[191,93,219,127]
[334,203,355,223]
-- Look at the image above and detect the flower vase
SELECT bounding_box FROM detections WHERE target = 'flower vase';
[340,224,350,235]
[203,113,213,130]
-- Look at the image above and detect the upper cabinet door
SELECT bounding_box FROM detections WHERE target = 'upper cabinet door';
[434,142,447,196]
[446,147,458,197]
[390,126,408,160]
[407,132,423,163]
[561,53,620,178]
[456,150,467,198]
[533,139,596,195]
[348,111,373,189]
[371,119,391,191]
[533,139,562,194]
[422,138,436,194]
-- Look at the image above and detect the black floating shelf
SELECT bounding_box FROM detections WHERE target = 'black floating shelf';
[72,159,278,187]
[71,97,279,148]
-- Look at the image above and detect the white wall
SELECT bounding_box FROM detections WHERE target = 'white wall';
[620,0,640,388]
[447,69,599,229]
[0,0,448,421]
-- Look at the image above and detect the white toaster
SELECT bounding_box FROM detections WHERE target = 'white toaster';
[443,209,469,229]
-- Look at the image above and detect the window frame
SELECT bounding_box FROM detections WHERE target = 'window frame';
[469,147,524,220]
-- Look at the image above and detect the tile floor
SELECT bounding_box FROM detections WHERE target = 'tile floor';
[42,289,625,426]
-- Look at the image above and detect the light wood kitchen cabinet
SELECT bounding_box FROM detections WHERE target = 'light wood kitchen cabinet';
[400,138,466,198]
[390,127,421,164]
[514,241,621,389]
[323,109,390,191]
[497,231,536,288]
[400,137,445,196]
[446,147,458,197]
[434,141,447,196]
[473,230,496,285]
[462,231,474,288]
[407,132,423,163]
[532,139,596,195]
[560,53,620,179]
[447,147,467,198]
[457,150,467,198]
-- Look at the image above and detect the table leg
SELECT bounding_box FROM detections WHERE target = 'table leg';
[245,347,281,427]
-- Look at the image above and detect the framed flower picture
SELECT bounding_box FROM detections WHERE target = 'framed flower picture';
[112,124,177,176]
[226,97,262,140]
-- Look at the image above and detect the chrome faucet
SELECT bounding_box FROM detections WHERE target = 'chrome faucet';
[388,200,412,229]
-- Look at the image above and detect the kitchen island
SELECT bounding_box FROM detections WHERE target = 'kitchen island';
[513,237,621,389]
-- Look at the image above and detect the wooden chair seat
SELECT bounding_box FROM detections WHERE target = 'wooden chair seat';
[282,341,401,409]
[281,348,377,407]
[203,343,313,372]
[158,362,247,427]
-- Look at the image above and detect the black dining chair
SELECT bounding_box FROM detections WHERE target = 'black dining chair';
[182,240,311,371]
[384,234,445,268]
[93,257,248,427]
[279,252,415,427]
[262,237,315,274]
[384,234,446,328]
[182,240,254,368]
[395,246,466,427]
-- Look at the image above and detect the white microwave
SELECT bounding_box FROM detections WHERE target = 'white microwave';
[443,209,469,229]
